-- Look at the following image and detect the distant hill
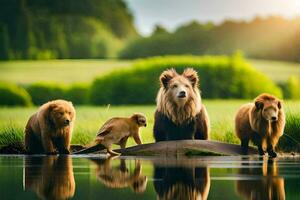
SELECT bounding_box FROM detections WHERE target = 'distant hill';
[120,16,300,62]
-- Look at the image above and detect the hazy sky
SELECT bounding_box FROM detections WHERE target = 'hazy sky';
[125,0,300,35]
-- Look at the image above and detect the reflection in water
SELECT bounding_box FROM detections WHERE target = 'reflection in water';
[153,164,210,200]
[24,156,75,200]
[90,156,148,193]
[236,157,285,200]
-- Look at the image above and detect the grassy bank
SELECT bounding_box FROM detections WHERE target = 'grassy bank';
[1,100,299,150]
[0,59,299,85]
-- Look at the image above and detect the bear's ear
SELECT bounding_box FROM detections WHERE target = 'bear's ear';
[182,68,199,87]
[277,100,282,109]
[160,69,177,88]
[255,100,264,110]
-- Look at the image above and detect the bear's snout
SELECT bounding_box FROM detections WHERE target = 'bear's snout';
[177,91,186,98]
[271,116,278,121]
[64,119,70,125]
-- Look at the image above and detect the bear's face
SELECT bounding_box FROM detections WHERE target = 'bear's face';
[49,102,75,127]
[160,68,199,107]
[255,95,281,122]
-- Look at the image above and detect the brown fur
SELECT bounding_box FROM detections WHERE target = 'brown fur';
[235,93,285,157]
[236,158,285,200]
[25,99,76,154]
[154,68,210,141]
[91,157,147,193]
[24,156,75,200]
[77,113,147,155]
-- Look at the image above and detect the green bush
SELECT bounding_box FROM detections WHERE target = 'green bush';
[26,83,67,105]
[66,83,90,105]
[90,55,282,105]
[0,82,32,106]
[279,76,300,99]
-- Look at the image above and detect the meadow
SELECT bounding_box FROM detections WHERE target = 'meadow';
[1,100,300,149]
[0,59,131,84]
[0,58,299,84]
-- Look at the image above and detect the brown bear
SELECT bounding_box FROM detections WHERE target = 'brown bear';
[24,156,75,200]
[235,93,285,157]
[153,68,210,141]
[25,99,76,154]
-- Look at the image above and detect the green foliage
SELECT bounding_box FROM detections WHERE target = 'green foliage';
[0,0,137,59]
[278,111,300,151]
[120,17,300,62]
[0,82,32,106]
[280,76,300,99]
[0,125,23,146]
[66,83,90,105]
[90,55,282,105]
[0,25,10,60]
[63,17,123,58]
[25,82,89,105]
[26,82,67,105]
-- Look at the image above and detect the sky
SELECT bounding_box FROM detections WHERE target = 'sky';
[125,0,300,35]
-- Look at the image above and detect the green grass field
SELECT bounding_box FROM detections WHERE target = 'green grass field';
[0,58,299,85]
[1,100,300,148]
[249,59,300,82]
[0,59,131,84]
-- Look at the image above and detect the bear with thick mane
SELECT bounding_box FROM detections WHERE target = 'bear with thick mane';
[153,68,210,141]
[235,93,285,157]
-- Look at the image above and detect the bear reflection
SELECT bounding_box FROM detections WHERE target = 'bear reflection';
[90,157,147,193]
[154,165,210,200]
[24,156,75,200]
[236,158,285,200]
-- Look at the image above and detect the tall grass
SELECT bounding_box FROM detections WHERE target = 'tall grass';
[278,111,300,151]
[0,125,23,147]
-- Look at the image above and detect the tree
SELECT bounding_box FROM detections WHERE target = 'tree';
[0,24,10,60]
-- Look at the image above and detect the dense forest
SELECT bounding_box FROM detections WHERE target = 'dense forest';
[120,16,300,62]
[0,0,137,60]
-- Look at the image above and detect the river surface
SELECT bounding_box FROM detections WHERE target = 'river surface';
[0,155,299,200]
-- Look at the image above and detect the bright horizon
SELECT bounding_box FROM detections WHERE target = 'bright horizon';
[125,0,300,35]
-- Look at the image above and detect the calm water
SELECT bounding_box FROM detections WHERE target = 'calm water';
[0,155,299,200]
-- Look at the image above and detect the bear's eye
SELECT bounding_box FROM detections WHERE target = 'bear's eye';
[185,84,189,88]
[172,84,178,88]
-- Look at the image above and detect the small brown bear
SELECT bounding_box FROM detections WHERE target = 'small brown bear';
[153,68,210,142]
[235,93,285,157]
[25,99,76,154]
[74,113,147,155]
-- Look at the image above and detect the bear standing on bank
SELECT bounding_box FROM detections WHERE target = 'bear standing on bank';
[235,93,285,157]
[153,68,210,141]
[25,99,76,154]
